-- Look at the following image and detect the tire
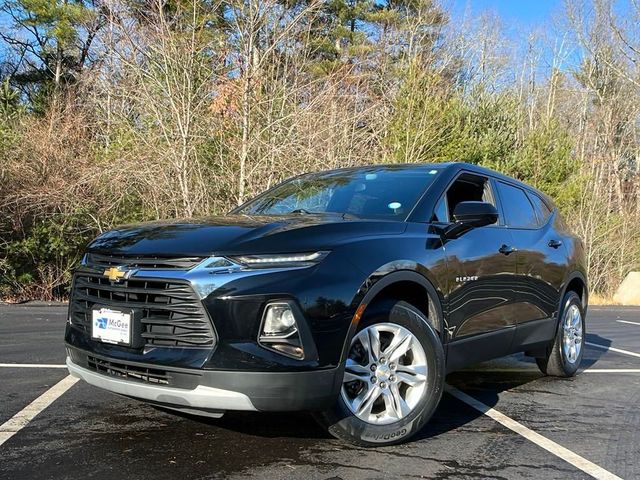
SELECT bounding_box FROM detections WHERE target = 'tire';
[314,300,445,447]
[536,291,585,377]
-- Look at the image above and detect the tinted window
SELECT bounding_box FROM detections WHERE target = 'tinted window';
[238,168,441,220]
[496,182,538,228]
[445,174,495,216]
[434,173,497,225]
[528,192,552,226]
[432,196,448,222]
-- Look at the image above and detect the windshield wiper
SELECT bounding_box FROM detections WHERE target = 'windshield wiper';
[289,208,314,215]
[288,209,359,220]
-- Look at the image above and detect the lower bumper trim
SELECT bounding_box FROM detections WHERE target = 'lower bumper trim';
[66,357,257,411]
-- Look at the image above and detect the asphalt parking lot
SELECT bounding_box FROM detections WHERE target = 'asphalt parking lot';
[1,304,639,480]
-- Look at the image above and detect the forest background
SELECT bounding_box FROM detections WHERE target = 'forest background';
[0,0,638,301]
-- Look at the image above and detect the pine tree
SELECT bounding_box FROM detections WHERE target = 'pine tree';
[0,0,104,110]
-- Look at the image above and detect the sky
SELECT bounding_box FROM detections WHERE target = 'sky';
[450,0,562,27]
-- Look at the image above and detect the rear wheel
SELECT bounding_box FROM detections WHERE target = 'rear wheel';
[536,291,585,377]
[314,300,445,446]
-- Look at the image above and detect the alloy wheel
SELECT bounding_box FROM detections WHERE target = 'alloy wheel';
[341,322,428,425]
[562,304,583,364]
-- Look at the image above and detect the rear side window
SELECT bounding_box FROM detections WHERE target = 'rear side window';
[528,192,553,226]
[496,182,538,228]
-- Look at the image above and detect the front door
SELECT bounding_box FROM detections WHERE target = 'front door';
[432,172,519,371]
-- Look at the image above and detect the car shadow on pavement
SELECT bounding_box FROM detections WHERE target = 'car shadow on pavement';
[168,338,612,445]
[414,370,542,442]
[163,408,332,440]
[583,333,613,370]
[413,337,612,443]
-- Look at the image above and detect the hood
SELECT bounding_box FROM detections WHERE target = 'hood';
[87,214,406,257]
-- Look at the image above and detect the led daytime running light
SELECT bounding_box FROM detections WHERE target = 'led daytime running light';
[232,251,328,267]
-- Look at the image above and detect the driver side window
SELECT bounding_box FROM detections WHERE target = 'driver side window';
[432,173,496,223]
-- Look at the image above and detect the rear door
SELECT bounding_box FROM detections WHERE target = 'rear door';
[494,182,566,348]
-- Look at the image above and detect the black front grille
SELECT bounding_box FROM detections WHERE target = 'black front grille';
[85,253,203,270]
[70,272,216,348]
[87,355,171,385]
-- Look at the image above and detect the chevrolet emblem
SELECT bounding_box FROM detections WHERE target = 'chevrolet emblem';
[103,267,128,282]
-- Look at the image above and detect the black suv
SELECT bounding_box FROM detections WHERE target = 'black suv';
[65,162,587,446]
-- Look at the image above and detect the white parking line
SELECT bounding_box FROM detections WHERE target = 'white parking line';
[447,386,622,480]
[583,368,640,373]
[616,320,640,326]
[0,375,78,447]
[0,363,67,368]
[465,368,640,374]
[586,341,640,359]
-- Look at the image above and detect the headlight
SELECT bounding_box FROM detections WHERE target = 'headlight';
[228,251,329,269]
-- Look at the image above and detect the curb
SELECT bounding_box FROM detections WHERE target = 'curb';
[0,300,68,307]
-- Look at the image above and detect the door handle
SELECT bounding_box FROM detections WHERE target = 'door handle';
[548,239,563,249]
[498,244,516,255]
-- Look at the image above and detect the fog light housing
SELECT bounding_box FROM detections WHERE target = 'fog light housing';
[259,302,304,359]
[263,304,296,335]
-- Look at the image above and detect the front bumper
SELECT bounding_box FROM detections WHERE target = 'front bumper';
[67,356,257,412]
[66,348,342,412]
[65,251,359,411]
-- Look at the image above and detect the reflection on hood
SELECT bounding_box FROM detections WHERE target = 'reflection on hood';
[88,214,406,256]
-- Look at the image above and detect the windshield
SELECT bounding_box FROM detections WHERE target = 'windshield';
[236,167,441,220]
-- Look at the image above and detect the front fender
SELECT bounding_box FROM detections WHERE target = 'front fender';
[340,266,447,366]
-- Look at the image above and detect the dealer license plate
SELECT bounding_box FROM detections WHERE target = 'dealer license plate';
[92,308,131,345]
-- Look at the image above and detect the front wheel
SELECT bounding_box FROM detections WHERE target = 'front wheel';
[314,300,445,446]
[536,291,585,377]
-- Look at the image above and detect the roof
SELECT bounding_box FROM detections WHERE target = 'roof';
[310,162,543,195]
[312,162,536,190]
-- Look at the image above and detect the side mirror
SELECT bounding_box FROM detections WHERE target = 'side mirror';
[452,201,498,228]
[443,201,498,239]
